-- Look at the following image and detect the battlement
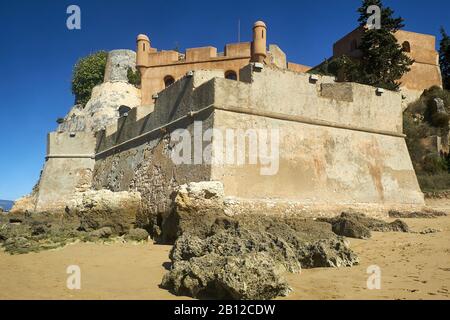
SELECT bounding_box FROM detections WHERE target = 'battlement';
[135,21,313,105]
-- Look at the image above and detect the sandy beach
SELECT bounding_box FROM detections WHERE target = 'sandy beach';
[1,204,450,300]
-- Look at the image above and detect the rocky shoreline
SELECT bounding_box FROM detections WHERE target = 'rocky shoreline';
[2,182,447,300]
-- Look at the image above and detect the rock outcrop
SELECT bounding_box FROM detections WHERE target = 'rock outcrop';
[161,215,359,300]
[125,228,149,241]
[160,181,227,243]
[65,190,142,234]
[319,212,409,239]
[10,193,37,214]
[162,252,292,300]
[58,81,141,133]
[389,209,447,219]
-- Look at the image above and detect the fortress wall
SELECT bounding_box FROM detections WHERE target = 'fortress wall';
[96,71,221,153]
[400,61,443,91]
[93,112,215,222]
[93,71,226,220]
[35,132,96,213]
[210,109,424,215]
[104,50,136,82]
[92,65,425,220]
[235,65,402,133]
[208,68,424,214]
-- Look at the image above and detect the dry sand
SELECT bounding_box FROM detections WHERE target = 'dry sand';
[1,203,450,300]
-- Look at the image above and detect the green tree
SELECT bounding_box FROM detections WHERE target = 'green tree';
[440,27,450,90]
[356,0,414,90]
[71,51,108,105]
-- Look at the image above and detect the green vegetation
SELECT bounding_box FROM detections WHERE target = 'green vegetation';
[71,51,108,105]
[404,86,450,191]
[310,0,413,91]
[127,67,141,87]
[440,27,450,90]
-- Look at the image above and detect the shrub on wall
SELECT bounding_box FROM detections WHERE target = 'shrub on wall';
[127,67,141,87]
[71,51,108,105]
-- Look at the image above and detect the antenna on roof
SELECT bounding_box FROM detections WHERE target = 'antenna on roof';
[238,19,241,43]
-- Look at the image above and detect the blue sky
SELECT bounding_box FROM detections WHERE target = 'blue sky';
[0,0,449,201]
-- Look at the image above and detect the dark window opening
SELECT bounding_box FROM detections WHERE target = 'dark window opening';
[225,70,238,81]
[350,39,358,51]
[143,43,146,51]
[119,105,131,117]
[164,76,175,88]
[402,41,411,53]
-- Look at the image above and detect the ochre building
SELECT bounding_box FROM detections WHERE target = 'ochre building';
[333,27,443,92]
[136,21,310,105]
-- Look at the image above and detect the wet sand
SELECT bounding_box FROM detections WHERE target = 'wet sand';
[1,206,450,300]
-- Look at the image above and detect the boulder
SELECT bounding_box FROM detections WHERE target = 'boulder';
[66,190,142,234]
[125,228,149,241]
[9,194,36,214]
[320,212,410,239]
[384,219,409,233]
[162,215,359,299]
[161,252,291,300]
[160,182,227,243]
[170,229,302,274]
[389,210,447,219]
[89,227,113,239]
[331,218,372,239]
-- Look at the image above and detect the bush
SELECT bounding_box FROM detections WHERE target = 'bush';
[422,86,450,106]
[420,86,450,128]
[403,113,435,171]
[422,154,448,174]
[127,67,141,87]
[418,173,450,191]
[71,51,108,105]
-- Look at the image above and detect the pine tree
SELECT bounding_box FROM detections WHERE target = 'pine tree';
[440,27,450,90]
[356,0,414,90]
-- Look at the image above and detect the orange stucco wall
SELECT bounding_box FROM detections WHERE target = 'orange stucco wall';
[137,41,256,105]
[140,55,251,105]
[332,28,443,91]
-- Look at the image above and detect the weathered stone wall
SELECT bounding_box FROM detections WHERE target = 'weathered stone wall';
[212,110,423,216]
[93,71,221,225]
[104,50,136,82]
[35,131,96,213]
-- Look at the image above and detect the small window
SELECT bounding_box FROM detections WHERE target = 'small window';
[350,39,358,51]
[262,30,264,39]
[143,43,146,51]
[164,76,175,88]
[119,105,131,117]
[402,41,411,53]
[225,70,238,81]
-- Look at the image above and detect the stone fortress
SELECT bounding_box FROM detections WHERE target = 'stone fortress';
[12,21,444,228]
